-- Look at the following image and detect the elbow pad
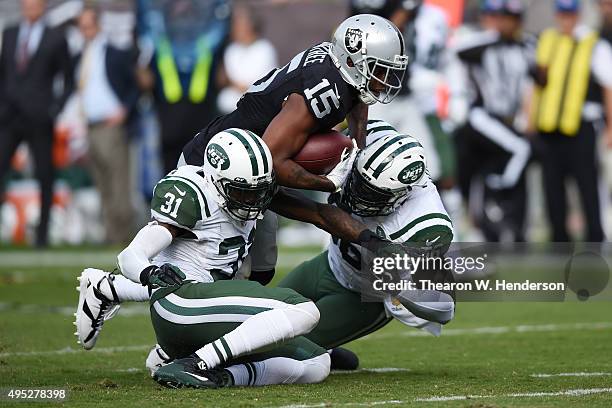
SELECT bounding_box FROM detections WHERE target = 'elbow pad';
[117,223,173,284]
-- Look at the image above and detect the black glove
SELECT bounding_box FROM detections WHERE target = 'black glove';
[357,229,397,254]
[140,263,186,287]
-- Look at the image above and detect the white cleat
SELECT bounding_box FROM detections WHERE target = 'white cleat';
[145,344,173,377]
[74,268,121,350]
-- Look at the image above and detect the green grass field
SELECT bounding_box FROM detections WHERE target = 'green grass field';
[1,247,611,407]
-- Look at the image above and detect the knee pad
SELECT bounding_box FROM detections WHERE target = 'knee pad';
[285,301,320,335]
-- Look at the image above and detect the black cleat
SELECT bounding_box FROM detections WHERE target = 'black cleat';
[330,347,359,370]
[153,354,234,389]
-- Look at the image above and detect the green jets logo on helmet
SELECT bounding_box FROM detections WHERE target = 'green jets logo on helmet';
[206,143,230,170]
[398,161,425,184]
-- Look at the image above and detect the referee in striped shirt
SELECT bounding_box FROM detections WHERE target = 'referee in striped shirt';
[454,0,534,242]
[530,0,612,242]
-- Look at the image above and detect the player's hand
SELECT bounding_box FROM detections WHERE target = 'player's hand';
[140,263,186,287]
[326,139,358,192]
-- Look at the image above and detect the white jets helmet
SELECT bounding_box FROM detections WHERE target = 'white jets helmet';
[203,128,276,221]
[329,14,409,105]
[340,127,427,217]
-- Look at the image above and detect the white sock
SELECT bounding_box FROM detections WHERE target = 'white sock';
[195,301,320,368]
[226,354,330,386]
[112,274,149,302]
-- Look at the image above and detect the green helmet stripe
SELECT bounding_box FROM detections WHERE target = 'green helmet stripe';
[226,129,259,176]
[367,125,397,135]
[372,141,421,179]
[367,119,389,126]
[246,130,269,174]
[363,135,404,170]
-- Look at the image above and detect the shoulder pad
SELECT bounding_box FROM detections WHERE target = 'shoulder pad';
[151,169,211,229]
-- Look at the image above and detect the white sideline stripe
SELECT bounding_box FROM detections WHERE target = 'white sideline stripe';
[416,387,612,402]
[275,402,405,408]
[2,321,611,358]
[0,345,151,358]
[531,372,612,378]
[115,367,144,373]
[273,388,612,407]
[0,251,319,268]
[363,321,612,340]
[0,302,148,317]
[331,368,410,375]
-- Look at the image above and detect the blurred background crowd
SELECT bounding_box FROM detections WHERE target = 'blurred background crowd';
[0,0,611,247]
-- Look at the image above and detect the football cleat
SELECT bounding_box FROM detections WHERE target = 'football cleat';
[330,347,359,371]
[145,344,173,377]
[153,354,234,389]
[75,268,121,350]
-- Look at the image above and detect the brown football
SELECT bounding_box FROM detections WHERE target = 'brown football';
[293,130,354,175]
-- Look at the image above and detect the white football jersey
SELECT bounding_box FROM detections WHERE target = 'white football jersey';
[150,165,256,283]
[330,121,454,334]
[328,181,453,293]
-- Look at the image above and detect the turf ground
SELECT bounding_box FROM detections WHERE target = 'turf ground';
[1,246,611,407]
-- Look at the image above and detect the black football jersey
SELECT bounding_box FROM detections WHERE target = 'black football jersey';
[182,42,359,166]
[349,0,410,19]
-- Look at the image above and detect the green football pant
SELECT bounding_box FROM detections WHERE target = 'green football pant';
[150,280,326,363]
[277,251,392,349]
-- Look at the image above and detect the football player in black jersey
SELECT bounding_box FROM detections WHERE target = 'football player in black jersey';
[181,14,408,193]
[179,14,407,287]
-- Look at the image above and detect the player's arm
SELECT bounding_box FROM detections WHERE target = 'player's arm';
[116,222,187,287]
[263,93,348,192]
[270,188,383,246]
[346,101,368,148]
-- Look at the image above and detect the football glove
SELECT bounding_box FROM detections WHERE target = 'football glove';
[326,140,358,192]
[140,263,186,287]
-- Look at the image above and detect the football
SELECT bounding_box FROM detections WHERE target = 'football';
[293,130,354,175]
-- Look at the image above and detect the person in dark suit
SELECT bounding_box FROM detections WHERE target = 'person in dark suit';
[75,7,139,244]
[0,0,73,246]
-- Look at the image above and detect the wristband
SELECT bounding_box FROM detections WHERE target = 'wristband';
[139,265,157,286]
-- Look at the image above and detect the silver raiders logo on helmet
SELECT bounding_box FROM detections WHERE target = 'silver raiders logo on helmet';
[345,28,363,54]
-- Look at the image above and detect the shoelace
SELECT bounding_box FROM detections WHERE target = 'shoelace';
[91,277,119,329]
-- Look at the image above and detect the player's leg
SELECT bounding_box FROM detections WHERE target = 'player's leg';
[75,269,149,349]
[236,211,279,285]
[150,280,319,367]
[249,211,279,284]
[277,252,391,350]
[154,336,330,388]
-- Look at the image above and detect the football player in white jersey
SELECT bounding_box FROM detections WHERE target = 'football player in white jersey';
[277,120,456,368]
[74,128,386,388]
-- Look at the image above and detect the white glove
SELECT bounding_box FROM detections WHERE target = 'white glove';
[326,139,358,191]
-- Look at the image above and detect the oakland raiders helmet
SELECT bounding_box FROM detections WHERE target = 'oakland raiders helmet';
[341,127,427,216]
[329,14,409,105]
[203,129,276,221]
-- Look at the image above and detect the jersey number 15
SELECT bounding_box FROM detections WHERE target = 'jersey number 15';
[304,78,340,119]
